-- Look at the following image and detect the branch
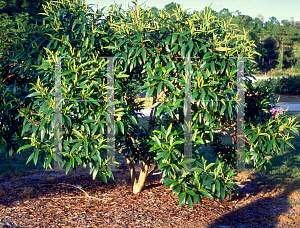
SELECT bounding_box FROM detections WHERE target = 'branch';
[125,129,141,154]
[39,183,105,201]
[146,162,158,178]
[124,154,138,185]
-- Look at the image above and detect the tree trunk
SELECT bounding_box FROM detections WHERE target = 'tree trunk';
[125,157,158,193]
[132,160,149,194]
[124,130,158,193]
[280,40,284,70]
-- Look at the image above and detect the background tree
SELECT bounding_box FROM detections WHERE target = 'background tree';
[218,8,232,21]
[162,2,182,18]
[146,6,159,18]
[292,42,300,67]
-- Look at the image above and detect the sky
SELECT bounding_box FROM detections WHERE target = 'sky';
[84,0,300,24]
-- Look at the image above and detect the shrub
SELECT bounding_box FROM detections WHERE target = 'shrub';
[254,75,300,95]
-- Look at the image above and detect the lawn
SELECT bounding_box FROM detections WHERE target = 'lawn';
[257,112,300,183]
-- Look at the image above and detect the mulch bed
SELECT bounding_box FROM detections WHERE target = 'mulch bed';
[0,162,300,228]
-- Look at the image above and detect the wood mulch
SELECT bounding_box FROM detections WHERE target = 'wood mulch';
[0,160,300,228]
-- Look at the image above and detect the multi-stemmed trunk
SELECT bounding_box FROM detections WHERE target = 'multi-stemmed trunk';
[125,157,158,193]
[124,130,158,193]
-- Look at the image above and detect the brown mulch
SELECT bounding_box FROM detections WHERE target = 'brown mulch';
[0,161,300,228]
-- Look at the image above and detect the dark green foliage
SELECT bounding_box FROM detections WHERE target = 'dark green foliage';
[0,0,50,24]
[254,75,300,95]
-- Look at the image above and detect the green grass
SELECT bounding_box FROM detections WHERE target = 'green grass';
[261,112,300,182]
[0,146,45,179]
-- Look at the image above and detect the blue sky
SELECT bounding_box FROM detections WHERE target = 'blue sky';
[84,0,300,24]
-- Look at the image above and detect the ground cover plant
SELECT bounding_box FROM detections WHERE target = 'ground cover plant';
[0,0,300,209]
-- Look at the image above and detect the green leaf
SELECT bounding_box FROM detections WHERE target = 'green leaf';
[165,106,172,117]
[44,155,52,169]
[170,163,179,170]
[21,122,32,137]
[179,192,186,206]
[220,104,226,115]
[26,152,35,164]
[286,141,295,150]
[215,179,220,193]
[100,172,107,183]
[141,48,146,63]
[205,163,215,171]
[181,44,186,58]
[199,188,213,198]
[118,121,124,134]
[228,102,232,118]
[115,39,126,50]
[155,151,168,161]
[220,60,226,74]
[187,195,193,208]
[148,86,155,97]
[70,142,81,155]
[90,36,95,48]
[272,138,276,149]
[82,119,96,123]
[33,149,39,166]
[171,33,179,43]
[211,61,216,75]
[72,18,79,30]
[61,70,75,77]
[84,141,89,157]
[173,186,181,196]
[249,134,258,145]
[75,156,82,165]
[170,181,179,189]
[221,185,225,201]
[132,47,142,62]
[70,156,75,169]
[149,145,161,152]
[186,190,196,196]
[155,106,164,117]
[157,82,163,95]
[25,92,41,98]
[17,144,34,154]
[166,123,172,138]
[162,179,176,186]
[200,88,206,100]
[193,194,200,205]
[267,141,273,153]
[92,167,99,180]
[164,80,175,91]
[65,161,71,175]
[91,125,98,135]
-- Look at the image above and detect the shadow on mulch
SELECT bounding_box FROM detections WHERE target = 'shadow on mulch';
[206,176,300,228]
[205,169,300,228]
